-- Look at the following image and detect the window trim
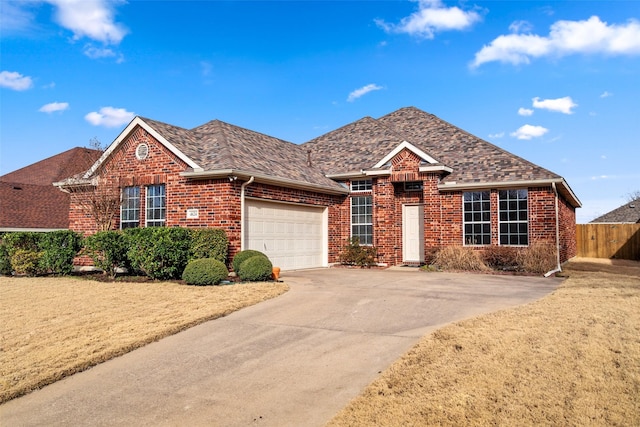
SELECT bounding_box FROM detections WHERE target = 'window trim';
[350,195,373,246]
[463,190,491,246]
[498,189,529,246]
[120,186,140,229]
[145,184,166,227]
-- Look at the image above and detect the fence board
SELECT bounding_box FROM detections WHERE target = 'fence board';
[576,224,640,260]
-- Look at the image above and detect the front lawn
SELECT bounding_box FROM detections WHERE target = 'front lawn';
[0,277,288,403]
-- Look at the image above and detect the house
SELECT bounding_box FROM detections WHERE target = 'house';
[0,147,101,232]
[590,198,640,224]
[56,107,581,270]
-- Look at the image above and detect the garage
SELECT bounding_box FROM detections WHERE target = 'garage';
[245,199,327,270]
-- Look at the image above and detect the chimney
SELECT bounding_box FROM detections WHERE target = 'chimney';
[307,149,312,167]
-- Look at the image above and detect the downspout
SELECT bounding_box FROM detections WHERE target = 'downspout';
[544,182,562,277]
[240,176,255,251]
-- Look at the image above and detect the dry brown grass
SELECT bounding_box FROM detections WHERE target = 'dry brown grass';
[0,276,288,403]
[328,258,640,427]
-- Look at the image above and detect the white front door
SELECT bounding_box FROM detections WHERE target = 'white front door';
[402,204,424,263]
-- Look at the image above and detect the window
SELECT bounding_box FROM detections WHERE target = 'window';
[351,179,372,192]
[351,195,373,245]
[404,181,423,192]
[499,189,528,245]
[463,191,491,245]
[146,184,166,227]
[121,186,140,229]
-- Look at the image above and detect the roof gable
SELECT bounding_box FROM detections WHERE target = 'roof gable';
[374,140,439,168]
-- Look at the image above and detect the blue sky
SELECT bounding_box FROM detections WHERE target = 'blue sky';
[1,0,639,223]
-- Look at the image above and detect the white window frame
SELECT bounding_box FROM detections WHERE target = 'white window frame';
[350,195,373,246]
[350,179,372,192]
[498,189,529,246]
[145,184,166,227]
[463,191,491,246]
[120,186,140,229]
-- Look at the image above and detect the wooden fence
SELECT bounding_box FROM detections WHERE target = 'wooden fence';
[576,224,640,260]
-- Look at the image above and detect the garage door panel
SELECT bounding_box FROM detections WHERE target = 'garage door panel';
[246,200,325,271]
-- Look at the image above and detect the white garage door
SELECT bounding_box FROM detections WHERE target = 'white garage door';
[245,199,326,271]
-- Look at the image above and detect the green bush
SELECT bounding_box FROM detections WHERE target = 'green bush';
[182,258,229,286]
[83,231,129,278]
[238,255,273,282]
[232,249,268,274]
[0,236,11,275]
[39,230,82,275]
[339,237,377,268]
[11,249,43,276]
[125,227,192,280]
[189,228,228,263]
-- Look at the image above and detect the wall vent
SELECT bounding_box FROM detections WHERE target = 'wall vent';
[135,143,149,160]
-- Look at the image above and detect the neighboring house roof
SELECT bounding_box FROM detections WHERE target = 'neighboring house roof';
[84,116,346,194]
[0,147,101,231]
[590,198,640,223]
[304,106,581,207]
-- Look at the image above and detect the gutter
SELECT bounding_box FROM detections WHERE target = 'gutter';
[544,181,562,277]
[240,176,255,251]
[181,169,349,196]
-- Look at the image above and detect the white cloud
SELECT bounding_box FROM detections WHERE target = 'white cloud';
[85,106,134,127]
[0,70,34,91]
[518,107,534,116]
[510,124,549,140]
[488,132,505,138]
[83,44,116,59]
[45,0,128,45]
[600,91,613,98]
[532,96,577,114]
[0,1,36,34]
[471,16,640,68]
[39,102,70,113]
[509,20,533,34]
[376,0,482,39]
[347,84,383,102]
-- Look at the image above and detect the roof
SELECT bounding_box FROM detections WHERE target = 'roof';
[590,198,640,223]
[86,116,346,194]
[0,147,102,231]
[303,106,580,207]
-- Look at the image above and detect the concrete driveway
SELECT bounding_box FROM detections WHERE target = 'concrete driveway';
[0,268,561,427]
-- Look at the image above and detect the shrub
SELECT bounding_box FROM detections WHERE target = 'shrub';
[518,242,557,275]
[11,249,43,276]
[432,246,489,272]
[339,237,377,268]
[232,249,268,274]
[83,231,129,278]
[125,227,192,280]
[182,258,229,286]
[482,245,519,270]
[0,236,11,275]
[238,255,273,282]
[189,228,228,263]
[39,230,82,275]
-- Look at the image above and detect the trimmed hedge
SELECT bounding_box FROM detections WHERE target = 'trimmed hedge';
[39,230,82,275]
[232,249,268,274]
[189,228,228,263]
[238,255,273,282]
[1,231,81,276]
[125,227,192,280]
[182,258,229,286]
[83,231,129,278]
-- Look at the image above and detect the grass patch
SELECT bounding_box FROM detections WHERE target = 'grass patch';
[0,277,288,403]
[328,258,640,426]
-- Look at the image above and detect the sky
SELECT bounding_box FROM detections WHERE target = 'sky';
[1,0,639,223]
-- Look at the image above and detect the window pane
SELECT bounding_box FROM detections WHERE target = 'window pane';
[463,191,490,246]
[121,186,140,229]
[146,184,166,227]
[351,195,373,245]
[498,189,528,246]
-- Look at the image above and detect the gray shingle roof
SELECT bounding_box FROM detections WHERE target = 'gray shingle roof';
[140,117,342,191]
[304,106,561,185]
[590,199,640,223]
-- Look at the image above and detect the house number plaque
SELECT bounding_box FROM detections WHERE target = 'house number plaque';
[186,209,199,219]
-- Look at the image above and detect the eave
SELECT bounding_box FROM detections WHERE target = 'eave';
[180,169,350,196]
[438,178,582,208]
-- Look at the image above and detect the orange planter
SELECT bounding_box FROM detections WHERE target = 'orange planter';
[272,266,281,280]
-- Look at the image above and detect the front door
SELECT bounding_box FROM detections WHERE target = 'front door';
[402,204,425,264]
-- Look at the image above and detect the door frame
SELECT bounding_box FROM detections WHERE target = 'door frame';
[402,204,425,264]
